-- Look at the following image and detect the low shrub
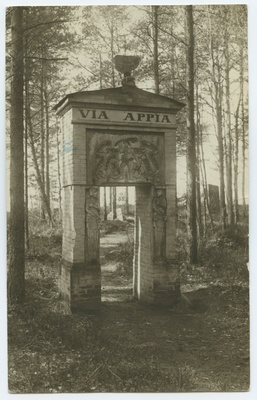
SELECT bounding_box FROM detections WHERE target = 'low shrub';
[100,220,130,235]
[103,234,134,280]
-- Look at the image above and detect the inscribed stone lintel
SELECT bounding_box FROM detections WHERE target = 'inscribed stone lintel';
[73,107,176,126]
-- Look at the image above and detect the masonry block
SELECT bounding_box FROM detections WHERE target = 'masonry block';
[55,84,184,312]
[59,261,101,312]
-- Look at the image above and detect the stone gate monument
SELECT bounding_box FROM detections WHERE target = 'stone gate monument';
[54,56,185,313]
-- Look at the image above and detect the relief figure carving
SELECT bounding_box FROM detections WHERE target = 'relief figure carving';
[153,189,167,260]
[85,187,100,263]
[94,137,160,184]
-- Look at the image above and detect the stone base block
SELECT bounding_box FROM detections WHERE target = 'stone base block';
[59,261,101,313]
[151,260,180,307]
[152,283,180,307]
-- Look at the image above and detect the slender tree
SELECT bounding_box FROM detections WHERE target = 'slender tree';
[152,5,160,94]
[55,117,62,213]
[8,7,25,304]
[109,186,113,215]
[234,96,241,223]
[240,43,246,218]
[40,52,46,219]
[113,187,117,220]
[208,8,227,229]
[44,79,51,205]
[224,7,234,226]
[26,104,53,223]
[195,83,203,240]
[125,186,129,215]
[186,5,197,263]
[104,187,107,220]
[24,31,30,250]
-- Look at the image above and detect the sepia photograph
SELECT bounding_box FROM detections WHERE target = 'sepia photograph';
[4,0,254,396]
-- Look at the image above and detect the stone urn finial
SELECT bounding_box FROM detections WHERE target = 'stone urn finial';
[114,55,141,86]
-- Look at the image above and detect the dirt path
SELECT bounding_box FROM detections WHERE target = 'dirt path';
[98,231,250,391]
[100,232,133,302]
[97,231,249,391]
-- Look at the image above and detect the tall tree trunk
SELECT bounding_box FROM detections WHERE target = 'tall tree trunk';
[113,187,117,220]
[104,187,107,221]
[24,109,29,250]
[171,29,175,97]
[186,6,197,264]
[27,102,53,224]
[199,120,214,231]
[195,83,203,240]
[125,186,129,215]
[208,8,226,229]
[224,14,234,226]
[24,31,29,251]
[216,85,226,229]
[40,51,45,219]
[99,53,103,90]
[234,96,241,223]
[110,22,115,88]
[56,117,62,214]
[240,44,246,218]
[109,186,113,215]
[44,80,50,207]
[8,7,25,304]
[152,5,160,94]
[212,65,226,229]
[24,72,29,249]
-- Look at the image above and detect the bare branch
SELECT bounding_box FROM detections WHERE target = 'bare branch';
[157,25,187,46]
[24,19,70,32]
[24,56,68,62]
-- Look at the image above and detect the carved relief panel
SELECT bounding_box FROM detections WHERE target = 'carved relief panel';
[85,187,100,264]
[87,131,164,185]
[152,188,167,260]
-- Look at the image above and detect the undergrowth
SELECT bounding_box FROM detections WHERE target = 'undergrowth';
[177,222,249,288]
[104,234,134,279]
[100,220,130,235]
[7,212,249,393]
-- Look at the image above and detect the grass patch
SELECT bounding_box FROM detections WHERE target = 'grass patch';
[103,236,134,280]
[100,220,130,236]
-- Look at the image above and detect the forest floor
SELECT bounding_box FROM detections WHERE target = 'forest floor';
[8,222,250,393]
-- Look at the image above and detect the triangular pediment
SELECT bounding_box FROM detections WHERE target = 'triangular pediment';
[54,86,185,113]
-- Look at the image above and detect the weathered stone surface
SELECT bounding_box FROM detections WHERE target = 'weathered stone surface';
[85,187,100,263]
[114,55,141,75]
[87,131,164,185]
[54,85,185,114]
[55,85,184,312]
[153,188,167,260]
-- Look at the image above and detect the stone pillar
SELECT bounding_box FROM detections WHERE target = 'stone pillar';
[59,186,101,313]
[59,185,86,312]
[133,198,139,298]
[134,185,153,302]
[152,186,180,306]
[133,185,179,306]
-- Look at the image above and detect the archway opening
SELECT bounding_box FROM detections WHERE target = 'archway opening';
[100,186,135,302]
